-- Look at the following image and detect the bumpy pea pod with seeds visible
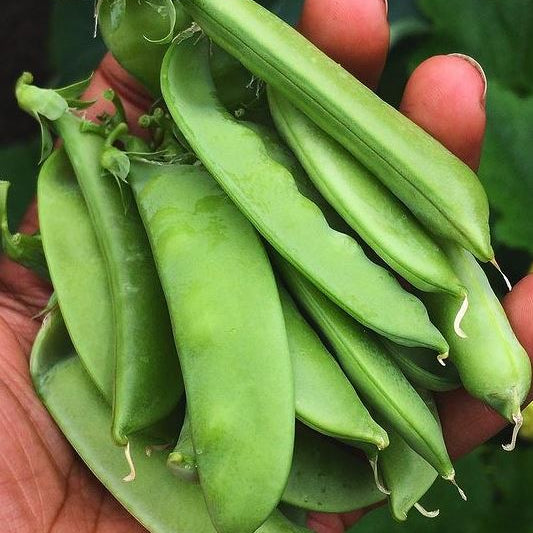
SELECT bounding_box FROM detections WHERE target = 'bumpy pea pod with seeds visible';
[422,243,532,450]
[275,257,461,494]
[178,0,493,262]
[161,36,448,356]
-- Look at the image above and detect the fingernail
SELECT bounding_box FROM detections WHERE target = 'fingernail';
[448,53,487,104]
[382,0,389,16]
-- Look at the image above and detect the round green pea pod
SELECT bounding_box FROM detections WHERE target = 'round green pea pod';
[98,0,191,96]
[422,243,532,451]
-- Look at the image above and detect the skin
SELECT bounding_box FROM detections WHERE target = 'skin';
[0,1,531,531]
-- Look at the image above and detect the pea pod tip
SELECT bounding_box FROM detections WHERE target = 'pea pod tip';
[502,412,523,452]
[122,441,137,483]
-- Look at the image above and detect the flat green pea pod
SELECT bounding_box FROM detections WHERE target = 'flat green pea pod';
[275,257,460,492]
[279,284,388,451]
[167,411,198,483]
[30,308,309,533]
[17,77,183,470]
[0,181,48,279]
[129,160,294,533]
[283,424,386,513]
[422,244,532,450]
[379,390,440,521]
[267,89,465,304]
[179,0,493,263]
[161,37,448,356]
[97,0,192,96]
[383,341,461,393]
[37,148,114,400]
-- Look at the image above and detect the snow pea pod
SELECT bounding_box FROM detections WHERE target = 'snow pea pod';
[378,390,440,521]
[383,341,461,393]
[98,0,191,96]
[37,148,114,400]
[279,284,388,450]
[267,89,464,299]
[422,244,532,449]
[52,112,182,455]
[99,0,255,111]
[30,309,308,533]
[161,36,448,355]
[179,0,493,262]
[129,161,294,533]
[275,257,456,483]
[282,424,385,513]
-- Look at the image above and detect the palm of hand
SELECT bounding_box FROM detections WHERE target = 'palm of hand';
[0,253,147,532]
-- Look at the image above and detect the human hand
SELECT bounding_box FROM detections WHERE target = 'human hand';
[1,1,532,532]
[299,0,533,532]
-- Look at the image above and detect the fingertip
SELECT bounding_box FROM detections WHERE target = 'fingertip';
[299,0,389,88]
[399,54,487,170]
[307,512,345,533]
[503,274,533,357]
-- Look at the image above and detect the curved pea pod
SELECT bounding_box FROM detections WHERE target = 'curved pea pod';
[30,309,308,533]
[98,0,192,96]
[267,89,464,299]
[379,390,440,521]
[38,148,114,401]
[0,181,48,279]
[54,112,182,453]
[179,0,493,263]
[283,424,385,513]
[279,284,388,450]
[275,257,456,483]
[422,243,532,450]
[167,411,198,483]
[383,341,461,393]
[129,161,295,533]
[161,37,448,355]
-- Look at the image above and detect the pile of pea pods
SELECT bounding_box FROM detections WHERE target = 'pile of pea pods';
[3,1,532,532]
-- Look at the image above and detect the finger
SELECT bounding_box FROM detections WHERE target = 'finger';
[307,512,345,533]
[503,274,533,357]
[298,0,389,89]
[82,53,153,137]
[399,54,487,171]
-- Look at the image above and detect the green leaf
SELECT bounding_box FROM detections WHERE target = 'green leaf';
[412,0,533,257]
[417,0,533,95]
[56,74,94,101]
[478,83,533,254]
